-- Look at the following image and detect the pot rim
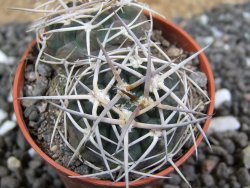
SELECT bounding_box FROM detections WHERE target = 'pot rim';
[13,13,215,187]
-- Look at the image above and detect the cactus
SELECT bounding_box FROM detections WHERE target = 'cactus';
[19,0,210,187]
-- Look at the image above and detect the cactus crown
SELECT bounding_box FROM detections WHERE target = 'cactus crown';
[20,0,210,187]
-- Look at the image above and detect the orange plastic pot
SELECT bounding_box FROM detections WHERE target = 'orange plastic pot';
[13,14,215,188]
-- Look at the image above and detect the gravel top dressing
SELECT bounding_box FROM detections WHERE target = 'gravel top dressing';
[0,2,250,188]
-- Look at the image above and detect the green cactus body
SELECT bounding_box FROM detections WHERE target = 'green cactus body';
[65,57,184,171]
[45,5,149,61]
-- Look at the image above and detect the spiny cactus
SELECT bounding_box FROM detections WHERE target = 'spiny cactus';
[19,0,210,187]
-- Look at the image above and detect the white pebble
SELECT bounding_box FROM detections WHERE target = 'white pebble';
[0,120,16,136]
[211,27,223,38]
[7,91,13,102]
[0,50,8,63]
[37,102,48,113]
[215,88,232,109]
[0,50,14,65]
[203,36,214,45]
[50,145,58,152]
[199,14,209,25]
[208,116,240,134]
[223,44,231,51]
[28,148,37,157]
[243,145,250,169]
[245,33,250,40]
[197,36,214,46]
[7,156,21,171]
[11,113,17,122]
[0,109,8,123]
[243,12,250,19]
[246,57,250,67]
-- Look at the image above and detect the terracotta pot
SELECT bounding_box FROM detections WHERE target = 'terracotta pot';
[13,13,215,188]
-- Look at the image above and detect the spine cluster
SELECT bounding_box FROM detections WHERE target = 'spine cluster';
[20,1,210,187]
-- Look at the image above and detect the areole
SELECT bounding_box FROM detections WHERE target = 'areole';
[13,13,215,188]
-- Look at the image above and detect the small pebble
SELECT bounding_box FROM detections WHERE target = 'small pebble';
[0,50,14,65]
[182,165,197,181]
[199,14,209,25]
[0,166,9,177]
[221,138,235,154]
[215,89,232,109]
[0,98,11,112]
[202,159,217,173]
[21,99,38,108]
[24,105,39,122]
[0,50,8,63]
[202,173,215,187]
[11,113,17,122]
[33,178,46,188]
[244,93,250,101]
[161,39,170,47]
[0,109,8,123]
[208,116,240,134]
[25,71,37,82]
[52,153,59,159]
[7,156,21,171]
[7,91,13,102]
[28,160,43,169]
[50,145,58,152]
[166,47,183,57]
[46,166,59,179]
[36,102,48,113]
[37,63,52,77]
[237,168,250,186]
[180,182,190,188]
[211,27,224,38]
[53,179,63,187]
[168,174,181,185]
[225,155,235,165]
[230,181,241,188]
[209,145,228,157]
[0,120,16,136]
[243,12,250,19]
[74,165,91,175]
[190,71,208,87]
[243,145,250,169]
[203,36,214,45]
[233,132,248,147]
[17,130,29,151]
[24,76,48,97]
[24,168,36,185]
[216,162,230,179]
[246,57,250,67]
[28,148,37,157]
[29,111,39,121]
[1,176,20,188]
[28,121,39,128]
